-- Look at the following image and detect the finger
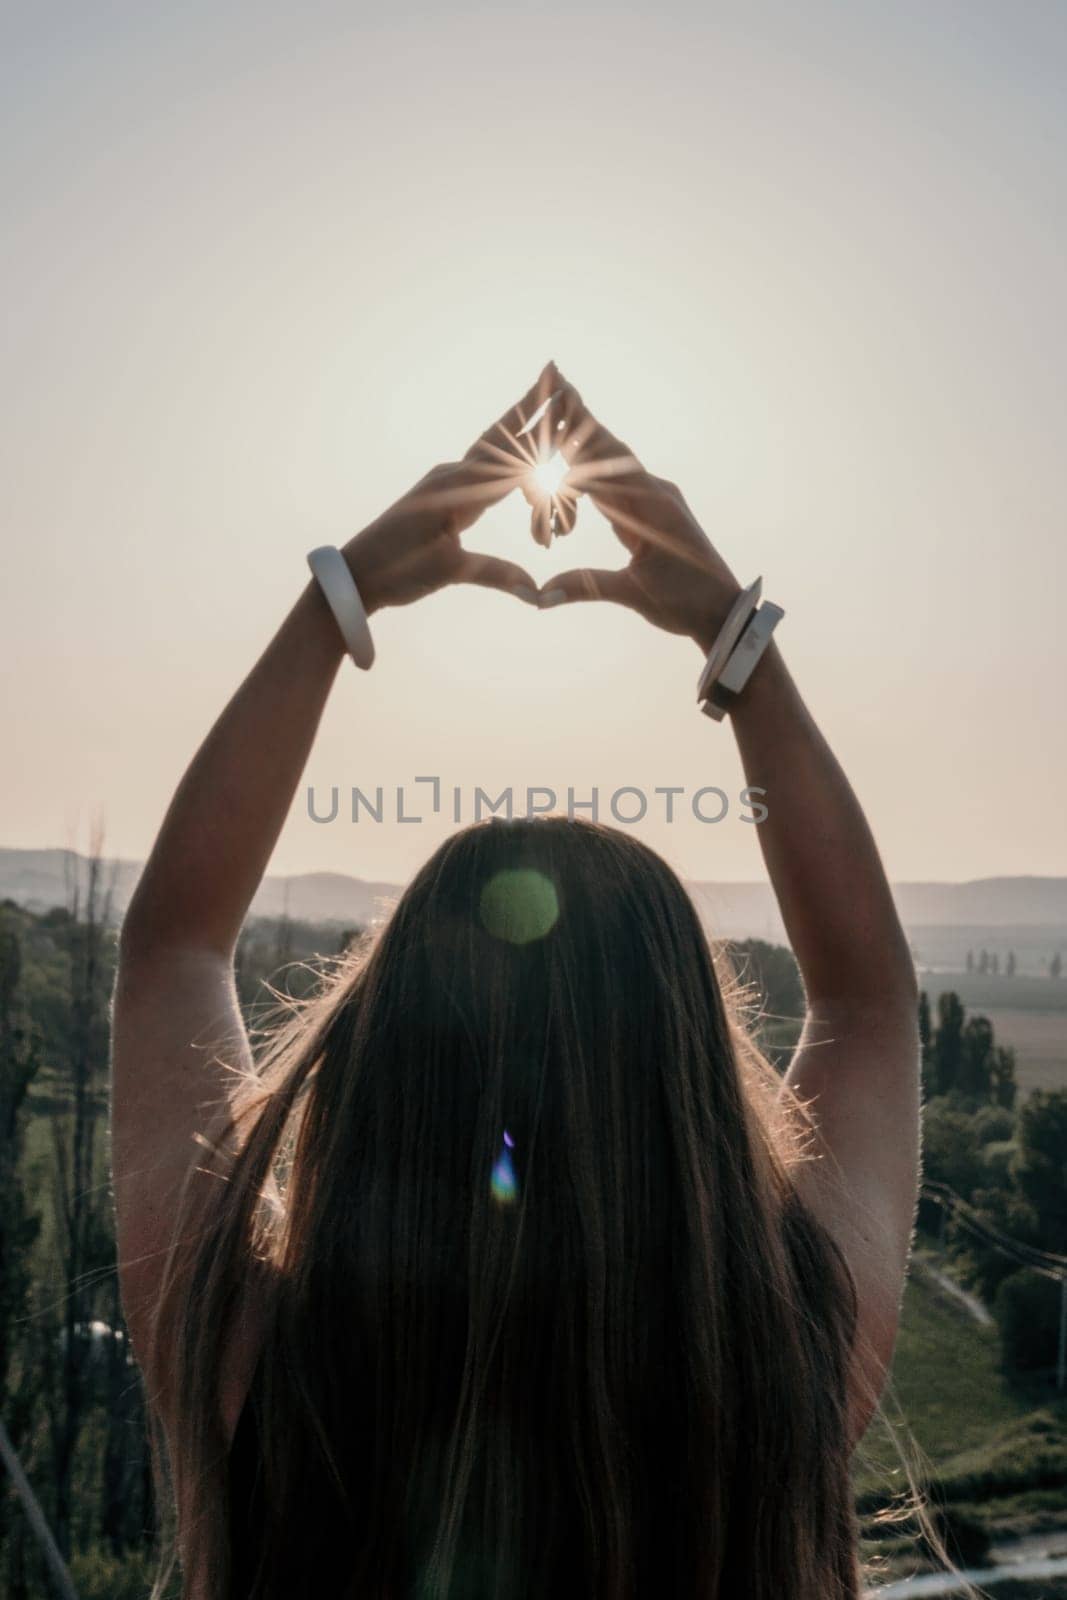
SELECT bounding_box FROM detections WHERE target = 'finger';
[408,395,571,530]
[549,382,671,555]
[536,567,640,611]
[466,362,560,472]
[455,369,568,535]
[552,382,643,480]
[455,550,540,606]
[578,478,675,556]
[552,484,581,536]
[527,486,579,548]
[517,368,560,472]
[522,463,575,546]
[404,469,521,525]
[507,360,560,449]
[529,497,553,549]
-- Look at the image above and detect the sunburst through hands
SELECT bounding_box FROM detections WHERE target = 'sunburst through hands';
[517,389,579,547]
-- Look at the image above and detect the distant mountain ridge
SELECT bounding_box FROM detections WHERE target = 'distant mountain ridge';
[3,847,1067,938]
[0,848,397,928]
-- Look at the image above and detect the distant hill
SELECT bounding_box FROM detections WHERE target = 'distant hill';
[692,876,1067,933]
[2,849,1066,972]
[0,848,398,929]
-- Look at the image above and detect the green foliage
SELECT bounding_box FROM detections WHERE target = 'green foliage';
[725,937,804,1022]
[0,909,45,1566]
[994,1270,1063,1375]
[972,1104,1016,1146]
[922,1098,987,1200]
[932,1409,1067,1502]
[981,1139,1016,1186]
[979,1585,1067,1600]
[911,993,1067,1388]
[0,898,362,1593]
[959,1185,1044,1303]
[1013,1090,1067,1252]
[925,991,1017,1108]
[855,1267,1067,1579]
[929,1502,992,1567]
[69,1543,171,1600]
[933,991,965,1097]
[235,912,356,1011]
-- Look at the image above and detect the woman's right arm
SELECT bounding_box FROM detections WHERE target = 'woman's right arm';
[727,641,920,1444]
[542,379,921,1447]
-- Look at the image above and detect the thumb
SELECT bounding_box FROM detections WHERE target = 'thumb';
[537,567,638,610]
[455,551,539,606]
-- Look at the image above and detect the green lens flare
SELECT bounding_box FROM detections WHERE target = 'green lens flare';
[478,869,559,946]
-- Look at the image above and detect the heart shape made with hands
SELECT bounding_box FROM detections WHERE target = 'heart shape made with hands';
[450,359,714,623]
[491,366,641,604]
[495,366,659,611]
[347,361,735,642]
[447,363,743,643]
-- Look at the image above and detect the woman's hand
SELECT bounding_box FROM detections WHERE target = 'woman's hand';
[342,364,563,614]
[537,381,743,653]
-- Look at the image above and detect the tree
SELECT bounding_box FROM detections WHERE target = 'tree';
[1006,950,1016,978]
[1012,1090,1067,1254]
[972,1105,1015,1145]
[994,1269,1062,1374]
[927,993,1014,1109]
[1051,952,1063,980]
[962,1184,1043,1303]
[959,1016,995,1102]
[966,949,974,974]
[725,938,804,1021]
[921,1099,986,1201]
[0,914,44,1577]
[0,888,155,1593]
[918,991,935,1100]
[46,844,118,1557]
[955,1016,1016,1110]
[990,1042,1017,1111]
[933,992,965,1097]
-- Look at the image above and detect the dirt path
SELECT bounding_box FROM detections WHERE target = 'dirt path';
[913,1252,995,1328]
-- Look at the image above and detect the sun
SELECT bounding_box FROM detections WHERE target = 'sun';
[531,454,568,498]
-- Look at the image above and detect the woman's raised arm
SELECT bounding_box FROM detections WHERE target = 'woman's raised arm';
[112,367,559,1400]
[119,367,559,964]
[542,380,921,1449]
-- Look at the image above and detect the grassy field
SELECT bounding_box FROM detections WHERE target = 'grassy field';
[857,1248,1067,1586]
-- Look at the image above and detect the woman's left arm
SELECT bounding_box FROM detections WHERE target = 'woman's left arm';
[112,367,557,1389]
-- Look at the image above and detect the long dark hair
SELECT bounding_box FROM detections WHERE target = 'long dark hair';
[151,817,863,1598]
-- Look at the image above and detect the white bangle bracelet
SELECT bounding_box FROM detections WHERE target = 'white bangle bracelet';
[695,578,763,705]
[307,545,376,671]
[700,600,784,721]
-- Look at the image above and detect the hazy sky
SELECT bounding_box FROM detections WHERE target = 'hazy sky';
[3,1,1065,887]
